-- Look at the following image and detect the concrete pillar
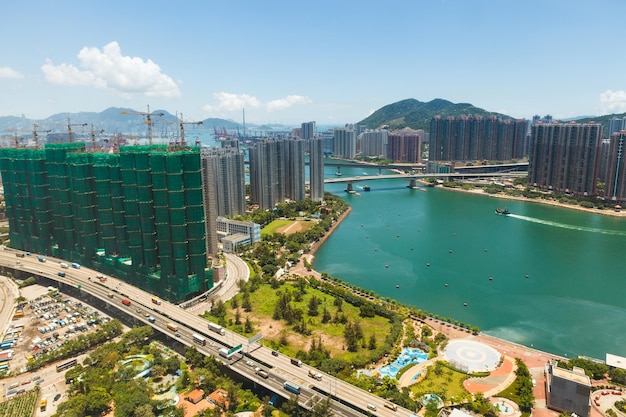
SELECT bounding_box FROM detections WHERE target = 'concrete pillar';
[345,183,353,192]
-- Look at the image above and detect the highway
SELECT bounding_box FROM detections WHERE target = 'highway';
[0,248,417,417]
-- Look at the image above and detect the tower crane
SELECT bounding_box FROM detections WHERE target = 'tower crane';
[32,124,52,149]
[155,113,202,147]
[120,105,165,145]
[88,125,105,150]
[66,118,88,143]
[3,130,25,147]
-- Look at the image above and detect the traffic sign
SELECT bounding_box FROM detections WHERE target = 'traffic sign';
[228,344,242,355]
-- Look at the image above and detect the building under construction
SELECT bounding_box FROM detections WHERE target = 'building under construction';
[0,142,212,302]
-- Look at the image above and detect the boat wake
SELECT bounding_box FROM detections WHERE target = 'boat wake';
[507,214,626,236]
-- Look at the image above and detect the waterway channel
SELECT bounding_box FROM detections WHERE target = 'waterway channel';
[314,162,626,360]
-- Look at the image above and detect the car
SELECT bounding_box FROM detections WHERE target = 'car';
[271,350,279,357]
[175,333,181,338]
[53,393,61,402]
[246,360,254,367]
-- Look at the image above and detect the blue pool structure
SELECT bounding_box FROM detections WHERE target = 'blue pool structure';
[377,347,428,379]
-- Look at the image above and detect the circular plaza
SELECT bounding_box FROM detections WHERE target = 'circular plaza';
[443,339,502,373]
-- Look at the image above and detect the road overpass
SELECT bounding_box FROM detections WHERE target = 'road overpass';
[0,248,417,417]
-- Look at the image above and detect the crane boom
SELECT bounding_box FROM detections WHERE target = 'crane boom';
[120,105,164,145]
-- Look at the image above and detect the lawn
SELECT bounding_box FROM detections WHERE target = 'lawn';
[204,281,394,362]
[262,219,316,236]
[410,361,471,404]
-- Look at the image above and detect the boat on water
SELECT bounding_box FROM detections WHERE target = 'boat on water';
[495,207,510,215]
[335,170,342,176]
[362,185,371,191]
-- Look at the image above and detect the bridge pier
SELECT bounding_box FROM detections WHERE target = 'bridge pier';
[344,183,353,192]
[407,179,417,189]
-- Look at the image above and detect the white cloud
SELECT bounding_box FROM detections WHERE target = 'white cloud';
[202,92,261,113]
[266,95,311,112]
[600,90,626,114]
[41,41,180,98]
[0,67,24,79]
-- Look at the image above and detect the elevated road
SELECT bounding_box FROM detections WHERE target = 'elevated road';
[0,248,416,417]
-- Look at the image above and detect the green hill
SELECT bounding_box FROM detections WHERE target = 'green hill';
[358,98,513,131]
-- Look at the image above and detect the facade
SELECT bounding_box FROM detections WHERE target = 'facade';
[333,127,356,159]
[200,147,246,256]
[606,117,626,139]
[605,131,626,203]
[249,138,305,209]
[0,143,212,302]
[301,121,316,139]
[528,122,602,197]
[216,216,260,253]
[545,360,591,417]
[387,130,421,162]
[308,137,325,201]
[429,115,528,162]
[359,129,388,158]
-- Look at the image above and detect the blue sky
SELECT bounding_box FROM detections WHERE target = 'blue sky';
[1,0,626,126]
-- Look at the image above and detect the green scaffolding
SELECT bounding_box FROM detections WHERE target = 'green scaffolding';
[0,143,212,302]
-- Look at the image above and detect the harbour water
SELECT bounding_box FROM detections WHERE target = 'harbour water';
[314,162,626,359]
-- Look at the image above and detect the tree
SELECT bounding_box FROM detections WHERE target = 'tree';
[368,334,377,350]
[308,295,320,316]
[244,316,254,333]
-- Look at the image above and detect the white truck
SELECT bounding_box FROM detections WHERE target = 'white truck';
[59,262,69,269]
[308,369,322,380]
[208,322,225,336]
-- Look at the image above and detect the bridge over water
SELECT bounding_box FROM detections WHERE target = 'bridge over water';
[319,171,527,192]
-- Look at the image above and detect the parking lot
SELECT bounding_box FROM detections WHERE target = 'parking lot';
[1,278,117,415]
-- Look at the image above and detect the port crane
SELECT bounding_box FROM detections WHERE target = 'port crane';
[155,113,202,147]
[120,105,164,145]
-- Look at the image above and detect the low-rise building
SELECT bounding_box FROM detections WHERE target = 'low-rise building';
[216,217,260,253]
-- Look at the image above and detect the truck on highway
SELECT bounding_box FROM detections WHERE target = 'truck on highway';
[290,358,302,367]
[256,368,269,379]
[308,369,322,380]
[166,323,178,332]
[15,252,24,258]
[59,262,69,269]
[71,262,80,269]
[218,348,230,359]
[208,322,225,336]
[121,298,131,306]
[37,256,46,262]
[40,398,47,411]
[151,297,161,305]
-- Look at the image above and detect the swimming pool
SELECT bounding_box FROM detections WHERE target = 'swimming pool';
[378,347,428,379]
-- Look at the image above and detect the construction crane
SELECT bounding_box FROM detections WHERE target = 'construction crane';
[167,113,203,147]
[4,130,25,147]
[88,125,105,150]
[32,124,52,149]
[66,118,88,143]
[120,105,165,145]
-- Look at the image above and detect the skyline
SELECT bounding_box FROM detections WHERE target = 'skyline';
[2,1,626,125]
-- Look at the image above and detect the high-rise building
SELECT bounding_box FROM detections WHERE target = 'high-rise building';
[429,115,528,162]
[333,127,356,159]
[359,129,388,158]
[301,121,316,140]
[387,130,421,162]
[308,137,325,201]
[528,122,602,197]
[249,138,305,209]
[545,360,591,417]
[0,143,212,302]
[606,117,626,139]
[605,131,626,203]
[201,147,246,256]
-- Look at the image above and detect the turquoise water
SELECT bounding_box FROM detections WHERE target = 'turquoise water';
[378,347,428,379]
[314,163,626,359]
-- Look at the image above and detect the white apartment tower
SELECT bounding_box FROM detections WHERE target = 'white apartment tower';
[201,147,246,256]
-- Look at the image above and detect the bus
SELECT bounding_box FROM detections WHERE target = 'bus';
[56,358,77,372]
[40,398,47,411]
[284,381,301,395]
[192,333,206,346]
[166,323,178,332]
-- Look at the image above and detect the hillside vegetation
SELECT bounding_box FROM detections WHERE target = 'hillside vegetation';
[358,98,511,131]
